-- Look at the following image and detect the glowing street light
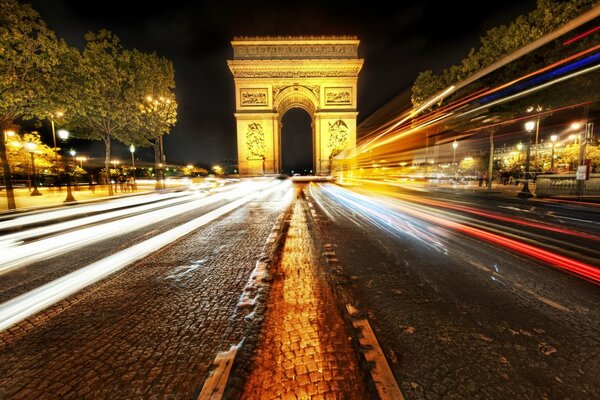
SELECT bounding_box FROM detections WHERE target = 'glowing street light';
[57,129,69,141]
[518,121,536,199]
[452,140,458,165]
[57,129,76,203]
[26,141,42,196]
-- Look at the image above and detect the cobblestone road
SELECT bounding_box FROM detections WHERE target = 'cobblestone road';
[242,195,368,399]
[0,188,288,399]
[309,184,600,400]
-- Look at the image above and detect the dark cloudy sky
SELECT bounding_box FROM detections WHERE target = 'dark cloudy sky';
[27,0,535,169]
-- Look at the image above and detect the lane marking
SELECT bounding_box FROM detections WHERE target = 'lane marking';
[198,342,240,400]
[320,237,404,399]
[198,184,293,399]
[347,305,405,400]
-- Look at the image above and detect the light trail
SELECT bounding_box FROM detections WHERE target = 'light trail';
[0,190,191,230]
[0,191,208,247]
[352,178,600,241]
[318,184,600,285]
[0,179,290,332]
[0,180,271,274]
[563,24,600,45]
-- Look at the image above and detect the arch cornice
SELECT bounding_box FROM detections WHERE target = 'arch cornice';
[274,86,318,117]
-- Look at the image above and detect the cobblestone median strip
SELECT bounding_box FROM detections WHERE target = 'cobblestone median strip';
[240,199,367,399]
[198,191,292,399]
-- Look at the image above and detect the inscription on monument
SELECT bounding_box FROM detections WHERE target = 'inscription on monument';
[240,88,268,106]
[325,88,352,105]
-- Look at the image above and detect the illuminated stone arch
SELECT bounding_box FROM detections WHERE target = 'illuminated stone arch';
[228,36,363,175]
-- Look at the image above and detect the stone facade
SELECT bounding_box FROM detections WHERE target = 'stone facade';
[228,37,363,175]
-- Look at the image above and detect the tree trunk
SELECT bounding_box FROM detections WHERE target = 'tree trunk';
[154,137,162,190]
[103,134,113,196]
[0,132,16,210]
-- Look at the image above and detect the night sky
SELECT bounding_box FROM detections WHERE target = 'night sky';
[27,0,535,169]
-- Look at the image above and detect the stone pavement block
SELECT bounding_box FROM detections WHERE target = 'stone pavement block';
[241,199,368,399]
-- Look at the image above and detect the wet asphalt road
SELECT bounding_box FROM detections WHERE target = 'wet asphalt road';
[308,182,600,400]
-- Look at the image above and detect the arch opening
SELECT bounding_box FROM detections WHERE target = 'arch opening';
[280,108,313,175]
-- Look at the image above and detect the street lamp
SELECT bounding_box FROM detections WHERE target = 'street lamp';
[49,111,64,177]
[550,134,558,171]
[58,129,76,202]
[452,140,458,165]
[26,141,42,196]
[518,121,536,199]
[129,145,136,186]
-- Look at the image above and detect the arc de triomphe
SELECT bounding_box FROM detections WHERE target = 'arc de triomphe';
[228,36,363,175]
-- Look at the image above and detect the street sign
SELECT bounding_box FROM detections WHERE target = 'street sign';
[576,162,590,180]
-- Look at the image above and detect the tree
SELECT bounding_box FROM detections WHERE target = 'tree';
[126,50,177,189]
[0,0,66,208]
[411,0,597,107]
[64,31,138,195]
[559,144,600,172]
[7,131,56,176]
[458,156,483,176]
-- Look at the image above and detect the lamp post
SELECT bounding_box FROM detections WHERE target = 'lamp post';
[518,121,535,199]
[129,145,136,186]
[452,140,458,165]
[49,111,64,172]
[26,141,42,196]
[550,134,558,171]
[58,129,76,203]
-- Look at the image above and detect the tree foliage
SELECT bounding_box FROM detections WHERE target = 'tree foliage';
[410,0,597,107]
[128,49,177,146]
[6,131,55,175]
[0,0,68,129]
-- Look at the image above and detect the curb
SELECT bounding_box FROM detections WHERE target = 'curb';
[197,199,293,400]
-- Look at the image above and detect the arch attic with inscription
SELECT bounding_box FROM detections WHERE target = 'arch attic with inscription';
[228,36,363,175]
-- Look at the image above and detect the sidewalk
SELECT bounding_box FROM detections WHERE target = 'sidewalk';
[0,185,154,213]
[241,199,367,399]
[0,183,156,213]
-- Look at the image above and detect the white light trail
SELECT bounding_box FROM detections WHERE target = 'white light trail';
[457,63,600,118]
[0,180,287,331]
[0,192,208,247]
[0,191,189,230]
[0,181,269,274]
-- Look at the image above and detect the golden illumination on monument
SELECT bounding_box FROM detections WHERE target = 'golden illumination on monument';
[228,36,363,176]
